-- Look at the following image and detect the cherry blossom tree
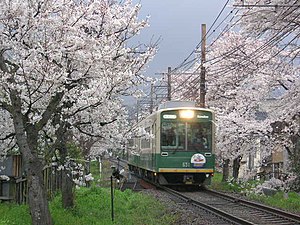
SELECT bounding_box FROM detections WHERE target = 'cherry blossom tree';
[234,0,300,61]
[0,109,14,156]
[72,99,130,158]
[206,31,298,181]
[234,0,300,189]
[266,79,300,190]
[0,0,156,224]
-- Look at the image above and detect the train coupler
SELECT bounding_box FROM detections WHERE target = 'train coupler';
[183,175,194,184]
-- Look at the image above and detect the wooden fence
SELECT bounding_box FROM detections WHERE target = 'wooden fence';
[0,155,94,204]
[1,165,64,204]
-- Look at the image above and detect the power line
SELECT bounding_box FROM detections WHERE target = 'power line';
[170,2,260,95]
[169,1,236,96]
[143,0,299,105]
[206,9,300,75]
[171,0,231,73]
[202,3,300,74]
[233,4,300,8]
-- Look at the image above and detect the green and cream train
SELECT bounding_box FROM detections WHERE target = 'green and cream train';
[127,101,215,186]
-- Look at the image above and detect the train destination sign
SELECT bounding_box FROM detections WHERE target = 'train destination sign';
[197,115,209,119]
[163,114,177,119]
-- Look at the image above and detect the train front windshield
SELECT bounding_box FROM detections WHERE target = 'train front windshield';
[161,110,213,152]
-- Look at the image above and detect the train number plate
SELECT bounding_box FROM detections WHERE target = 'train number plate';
[182,162,190,167]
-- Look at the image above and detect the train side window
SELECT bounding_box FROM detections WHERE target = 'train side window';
[152,124,156,150]
[161,122,176,146]
[141,127,151,149]
[128,139,134,147]
[141,138,150,149]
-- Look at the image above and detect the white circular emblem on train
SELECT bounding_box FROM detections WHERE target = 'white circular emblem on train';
[191,154,206,168]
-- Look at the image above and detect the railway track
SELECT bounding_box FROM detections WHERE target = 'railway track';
[159,185,255,225]
[162,186,300,225]
[108,159,300,224]
[204,189,300,224]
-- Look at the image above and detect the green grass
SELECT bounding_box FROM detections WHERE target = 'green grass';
[209,172,240,192]
[210,173,261,193]
[0,202,31,225]
[0,159,176,225]
[209,172,300,213]
[0,186,176,225]
[248,192,300,213]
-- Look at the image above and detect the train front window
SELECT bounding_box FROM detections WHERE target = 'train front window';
[161,122,185,150]
[161,122,212,152]
[161,110,213,152]
[187,122,212,151]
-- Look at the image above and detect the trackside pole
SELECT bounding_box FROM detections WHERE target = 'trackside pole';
[99,156,102,179]
[111,175,114,222]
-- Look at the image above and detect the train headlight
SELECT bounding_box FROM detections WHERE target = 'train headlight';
[179,110,194,119]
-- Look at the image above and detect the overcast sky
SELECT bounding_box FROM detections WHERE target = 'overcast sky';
[133,0,231,76]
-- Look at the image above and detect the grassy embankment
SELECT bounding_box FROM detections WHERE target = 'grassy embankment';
[0,160,176,225]
[2,162,299,224]
[209,172,300,213]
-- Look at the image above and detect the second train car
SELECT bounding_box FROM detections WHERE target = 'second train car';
[127,100,215,187]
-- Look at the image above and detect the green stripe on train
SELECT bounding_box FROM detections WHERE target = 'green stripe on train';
[129,152,215,173]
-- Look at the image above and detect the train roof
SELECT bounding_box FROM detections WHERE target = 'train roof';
[157,101,214,112]
[158,100,195,109]
[134,101,214,128]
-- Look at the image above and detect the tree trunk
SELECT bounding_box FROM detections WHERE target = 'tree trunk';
[222,159,230,182]
[27,159,53,225]
[60,147,74,209]
[10,91,53,225]
[61,169,74,208]
[287,132,300,192]
[232,156,241,180]
[57,128,74,209]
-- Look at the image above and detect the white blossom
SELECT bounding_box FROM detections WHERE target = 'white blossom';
[0,175,10,181]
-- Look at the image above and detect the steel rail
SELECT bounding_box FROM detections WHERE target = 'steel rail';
[206,189,300,224]
[156,184,255,225]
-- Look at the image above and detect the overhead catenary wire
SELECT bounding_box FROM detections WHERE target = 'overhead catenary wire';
[142,0,299,107]
[169,1,261,95]
[171,1,299,98]
[163,2,240,93]
[208,0,298,60]
[206,9,300,77]
[199,2,299,74]
[168,0,236,95]
[170,0,231,73]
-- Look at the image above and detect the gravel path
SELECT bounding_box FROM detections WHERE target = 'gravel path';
[142,189,218,225]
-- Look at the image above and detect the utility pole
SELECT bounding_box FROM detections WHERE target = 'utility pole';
[136,99,139,122]
[150,83,154,113]
[167,67,171,101]
[199,24,206,108]
[153,66,172,106]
